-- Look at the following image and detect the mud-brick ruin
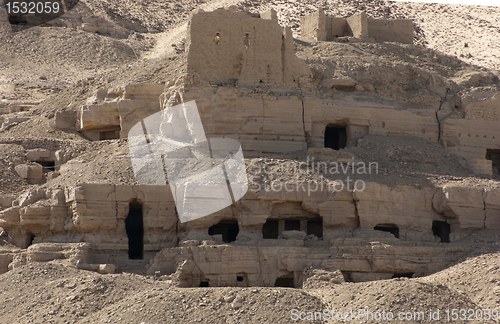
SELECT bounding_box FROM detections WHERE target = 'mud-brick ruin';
[1,8,500,288]
[301,9,414,44]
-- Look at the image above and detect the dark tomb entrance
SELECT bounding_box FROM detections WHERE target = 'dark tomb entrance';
[307,219,323,239]
[374,224,400,238]
[432,220,450,243]
[324,125,347,150]
[262,219,279,239]
[284,219,300,231]
[208,220,239,243]
[37,161,55,172]
[486,149,500,176]
[126,200,144,259]
[274,273,295,288]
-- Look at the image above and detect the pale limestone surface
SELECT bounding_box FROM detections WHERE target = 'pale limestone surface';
[0,8,499,285]
[0,179,498,284]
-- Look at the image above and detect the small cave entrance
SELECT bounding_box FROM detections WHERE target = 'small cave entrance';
[236,272,248,286]
[284,219,300,231]
[432,220,450,243]
[24,233,36,248]
[274,273,295,288]
[486,149,500,176]
[199,279,210,287]
[208,220,239,243]
[125,200,144,260]
[392,272,414,279]
[262,219,279,239]
[324,125,347,150]
[8,15,27,26]
[307,219,323,239]
[341,271,353,282]
[37,161,55,173]
[99,129,120,140]
[263,217,324,239]
[374,224,399,238]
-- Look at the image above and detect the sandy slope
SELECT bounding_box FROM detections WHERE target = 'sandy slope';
[0,248,498,323]
[77,0,500,70]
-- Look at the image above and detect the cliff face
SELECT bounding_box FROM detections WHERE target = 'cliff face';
[0,4,499,289]
[0,1,500,323]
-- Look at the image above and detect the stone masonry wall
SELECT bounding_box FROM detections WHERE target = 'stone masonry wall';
[301,9,413,44]
[186,9,311,86]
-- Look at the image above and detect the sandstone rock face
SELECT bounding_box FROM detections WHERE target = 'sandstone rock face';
[6,243,91,272]
[0,184,178,269]
[462,89,500,121]
[433,186,486,231]
[15,163,43,184]
[484,190,500,230]
[54,110,77,130]
[280,230,307,240]
[466,159,492,178]
[1,8,499,287]
[180,86,445,158]
[80,102,120,131]
[79,83,164,140]
[146,235,469,287]
[2,179,497,282]
[25,149,50,162]
[441,118,500,161]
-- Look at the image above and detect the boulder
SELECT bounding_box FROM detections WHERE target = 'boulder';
[55,110,77,130]
[15,163,43,184]
[322,78,357,89]
[98,264,117,274]
[280,230,307,240]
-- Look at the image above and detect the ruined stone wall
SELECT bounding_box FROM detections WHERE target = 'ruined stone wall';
[1,179,499,278]
[182,87,441,157]
[0,184,178,268]
[346,12,369,39]
[367,18,414,44]
[186,9,311,86]
[301,10,413,44]
[304,98,439,148]
[77,83,165,140]
[146,182,500,285]
[441,118,500,160]
[301,9,327,41]
[147,239,467,286]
